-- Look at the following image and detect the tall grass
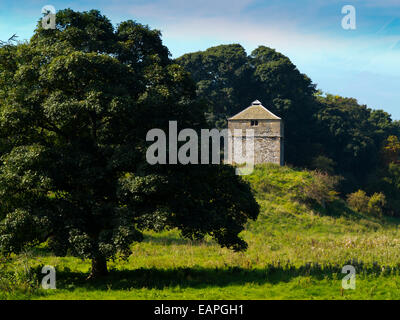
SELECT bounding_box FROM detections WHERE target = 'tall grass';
[0,251,41,299]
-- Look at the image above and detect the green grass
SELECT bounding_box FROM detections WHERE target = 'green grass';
[3,164,400,300]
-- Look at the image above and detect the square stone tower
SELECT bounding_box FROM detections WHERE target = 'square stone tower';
[227,100,284,166]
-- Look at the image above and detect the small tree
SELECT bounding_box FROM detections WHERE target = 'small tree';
[347,190,370,213]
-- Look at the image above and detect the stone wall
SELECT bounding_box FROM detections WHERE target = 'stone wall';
[227,119,284,165]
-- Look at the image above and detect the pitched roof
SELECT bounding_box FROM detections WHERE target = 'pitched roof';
[228,100,281,120]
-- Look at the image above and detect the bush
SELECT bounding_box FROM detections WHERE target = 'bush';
[302,171,340,208]
[346,190,370,213]
[368,193,386,217]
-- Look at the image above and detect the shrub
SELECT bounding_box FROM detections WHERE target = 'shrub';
[347,190,370,213]
[302,171,340,208]
[368,193,386,217]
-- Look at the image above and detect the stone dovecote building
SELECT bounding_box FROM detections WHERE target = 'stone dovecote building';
[227,100,284,166]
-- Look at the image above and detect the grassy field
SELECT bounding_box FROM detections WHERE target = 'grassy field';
[2,164,400,300]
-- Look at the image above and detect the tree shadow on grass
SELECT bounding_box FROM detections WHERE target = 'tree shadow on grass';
[26,233,215,259]
[54,260,396,292]
[142,234,215,247]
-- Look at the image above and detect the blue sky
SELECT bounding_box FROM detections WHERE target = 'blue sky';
[0,0,399,118]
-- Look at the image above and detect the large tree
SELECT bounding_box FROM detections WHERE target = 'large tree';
[174,44,256,129]
[0,9,259,278]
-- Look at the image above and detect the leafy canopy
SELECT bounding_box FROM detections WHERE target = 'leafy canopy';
[0,9,259,277]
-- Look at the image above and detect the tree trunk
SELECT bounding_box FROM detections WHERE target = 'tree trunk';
[88,255,108,279]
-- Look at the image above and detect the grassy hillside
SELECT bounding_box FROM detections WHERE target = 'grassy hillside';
[2,164,400,300]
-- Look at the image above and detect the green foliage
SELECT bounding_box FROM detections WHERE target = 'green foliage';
[367,193,386,218]
[0,252,40,299]
[346,189,385,217]
[175,44,251,129]
[365,162,400,216]
[314,94,400,192]
[302,171,340,208]
[347,190,370,213]
[0,9,258,277]
[119,165,259,252]
[382,135,400,165]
